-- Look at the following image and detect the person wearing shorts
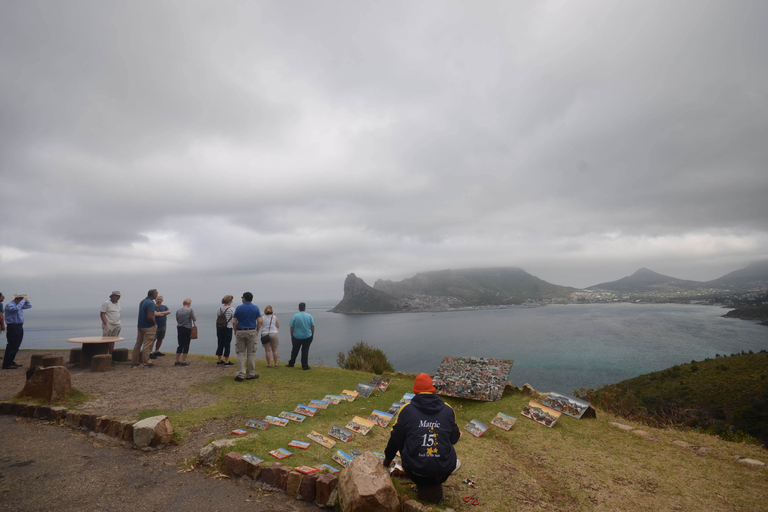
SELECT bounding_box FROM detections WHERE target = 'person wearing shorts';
[150,295,171,358]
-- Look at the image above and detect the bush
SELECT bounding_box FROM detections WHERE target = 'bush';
[337,341,394,375]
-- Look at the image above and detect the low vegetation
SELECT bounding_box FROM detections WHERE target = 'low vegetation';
[336,341,394,375]
[575,351,768,446]
[134,354,768,511]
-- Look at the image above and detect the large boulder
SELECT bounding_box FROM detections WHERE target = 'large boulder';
[198,438,237,466]
[19,366,72,402]
[338,451,399,512]
[132,415,173,447]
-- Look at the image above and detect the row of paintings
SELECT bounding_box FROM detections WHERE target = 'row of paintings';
[463,411,518,438]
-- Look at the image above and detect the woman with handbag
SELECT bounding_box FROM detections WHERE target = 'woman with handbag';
[261,305,280,368]
[174,298,197,366]
[216,295,235,366]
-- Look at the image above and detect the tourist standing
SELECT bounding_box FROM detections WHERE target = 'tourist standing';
[287,302,314,370]
[232,292,261,382]
[99,290,121,354]
[151,295,172,358]
[0,292,5,335]
[174,298,196,366]
[261,305,280,368]
[215,295,235,366]
[383,373,461,504]
[131,289,158,367]
[3,294,31,370]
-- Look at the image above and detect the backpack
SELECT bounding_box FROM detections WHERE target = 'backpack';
[216,307,229,328]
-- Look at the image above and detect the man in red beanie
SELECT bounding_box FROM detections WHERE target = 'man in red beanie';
[383,373,461,503]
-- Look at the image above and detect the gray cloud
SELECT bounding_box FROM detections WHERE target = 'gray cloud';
[2,0,767,307]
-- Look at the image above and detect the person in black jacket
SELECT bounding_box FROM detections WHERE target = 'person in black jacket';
[383,373,461,503]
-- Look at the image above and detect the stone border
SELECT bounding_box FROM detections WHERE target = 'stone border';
[0,401,171,450]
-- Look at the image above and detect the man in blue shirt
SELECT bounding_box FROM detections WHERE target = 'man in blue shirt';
[0,292,5,335]
[232,292,262,382]
[3,294,32,370]
[150,295,172,358]
[287,302,315,370]
[131,289,158,367]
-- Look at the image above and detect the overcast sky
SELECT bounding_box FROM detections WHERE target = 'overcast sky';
[2,1,767,308]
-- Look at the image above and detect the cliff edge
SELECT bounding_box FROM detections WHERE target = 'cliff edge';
[331,273,402,313]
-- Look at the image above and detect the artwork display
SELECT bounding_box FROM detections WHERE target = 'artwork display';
[521,401,561,428]
[324,395,343,405]
[294,466,318,474]
[433,356,513,402]
[231,429,248,435]
[354,382,376,398]
[307,430,336,449]
[294,404,317,417]
[369,376,391,392]
[328,424,353,443]
[310,399,330,409]
[346,416,375,435]
[332,449,354,468]
[341,390,359,402]
[401,392,415,404]
[245,418,269,430]
[491,412,517,430]
[279,411,306,423]
[265,415,288,427]
[464,419,490,438]
[288,440,311,450]
[374,452,397,467]
[387,401,405,415]
[243,453,264,465]
[542,391,592,419]
[269,448,292,459]
[368,409,394,428]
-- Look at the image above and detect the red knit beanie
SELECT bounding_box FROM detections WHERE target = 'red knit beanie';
[413,373,436,394]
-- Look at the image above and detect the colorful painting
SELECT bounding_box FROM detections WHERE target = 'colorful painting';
[368,409,394,428]
[268,448,292,459]
[332,449,354,468]
[243,453,264,465]
[369,376,391,392]
[288,440,311,450]
[307,430,336,449]
[491,412,517,430]
[265,415,288,427]
[542,391,591,419]
[433,356,514,402]
[294,404,317,417]
[324,395,343,405]
[310,399,330,409]
[294,466,318,474]
[354,382,376,398]
[464,418,490,438]
[328,424,353,443]
[245,418,269,430]
[279,411,306,423]
[387,401,405,415]
[401,392,415,404]
[346,416,375,435]
[521,401,562,428]
[341,390,359,402]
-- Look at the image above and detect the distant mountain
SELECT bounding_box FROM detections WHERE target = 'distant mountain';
[375,267,576,304]
[332,267,576,313]
[589,260,768,293]
[588,268,704,293]
[331,273,402,313]
[705,260,768,290]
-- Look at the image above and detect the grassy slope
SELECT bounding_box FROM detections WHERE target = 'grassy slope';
[139,360,768,512]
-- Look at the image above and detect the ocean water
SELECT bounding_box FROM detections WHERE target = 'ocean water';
[12,302,768,393]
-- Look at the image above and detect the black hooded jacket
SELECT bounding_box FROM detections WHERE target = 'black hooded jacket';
[383,393,460,477]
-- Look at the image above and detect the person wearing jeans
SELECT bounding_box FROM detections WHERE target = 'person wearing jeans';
[286,302,315,370]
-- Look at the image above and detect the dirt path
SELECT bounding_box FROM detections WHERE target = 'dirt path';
[0,351,317,512]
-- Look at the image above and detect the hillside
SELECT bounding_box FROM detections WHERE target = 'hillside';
[331,273,402,313]
[706,260,768,290]
[576,351,768,445]
[588,267,705,293]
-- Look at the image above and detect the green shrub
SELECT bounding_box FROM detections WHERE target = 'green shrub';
[337,341,394,375]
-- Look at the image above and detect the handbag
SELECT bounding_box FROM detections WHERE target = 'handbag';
[261,315,273,344]
[190,318,198,340]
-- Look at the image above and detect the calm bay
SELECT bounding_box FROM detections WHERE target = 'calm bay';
[17,302,768,393]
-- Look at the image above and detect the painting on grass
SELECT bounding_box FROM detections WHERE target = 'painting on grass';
[307,430,336,449]
[245,418,269,430]
[433,356,513,402]
[369,376,391,392]
[346,416,375,435]
[269,448,292,459]
[341,389,359,402]
[387,401,405,415]
[490,412,517,430]
[279,411,306,423]
[294,404,317,417]
[288,440,311,450]
[542,391,591,419]
[328,424,353,443]
[354,382,376,398]
[464,418,490,438]
[521,401,561,428]
[324,394,343,405]
[294,466,318,474]
[318,463,340,474]
[368,409,394,428]
[243,453,264,465]
[265,415,288,427]
[310,399,330,409]
[332,449,354,468]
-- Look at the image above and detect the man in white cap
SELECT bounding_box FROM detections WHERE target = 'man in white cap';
[3,294,32,370]
[100,291,122,354]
